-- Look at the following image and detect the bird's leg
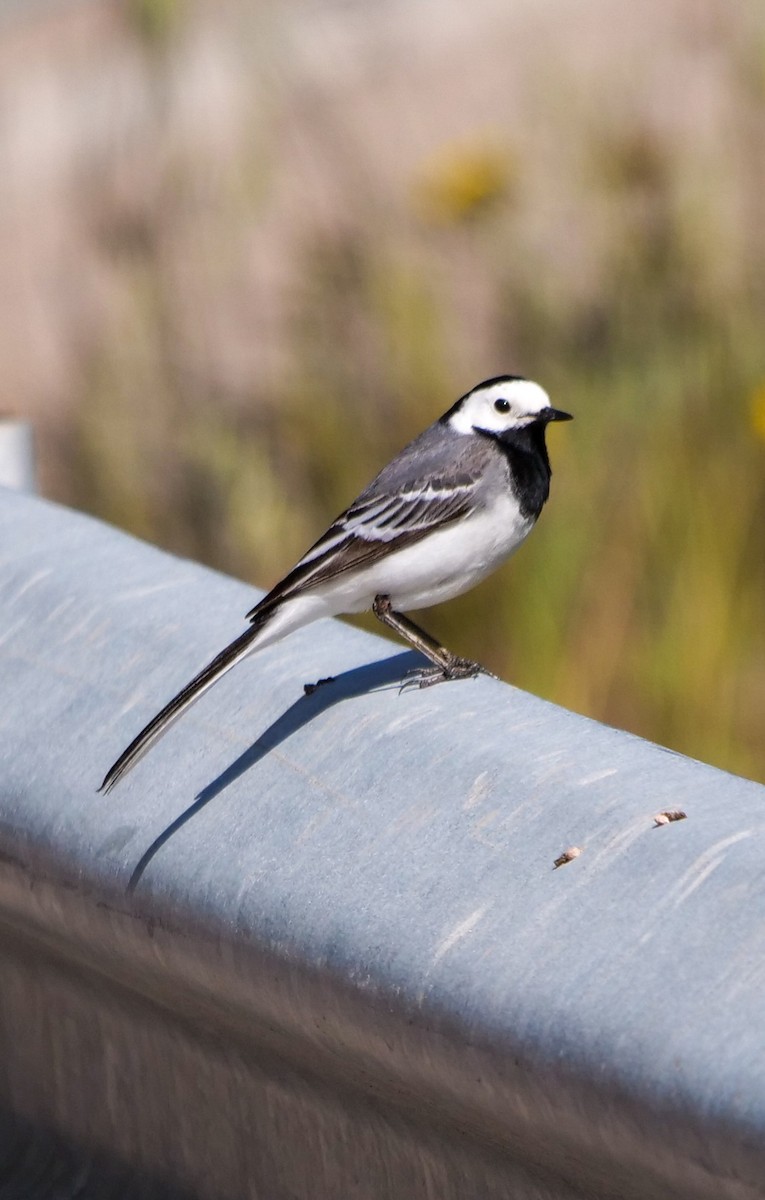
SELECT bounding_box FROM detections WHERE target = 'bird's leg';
[372,595,450,668]
[372,595,489,689]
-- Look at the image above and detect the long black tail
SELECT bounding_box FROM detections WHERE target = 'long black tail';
[99,620,267,794]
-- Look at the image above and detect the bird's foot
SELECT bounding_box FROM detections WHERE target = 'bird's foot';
[400,655,493,692]
[303,676,336,696]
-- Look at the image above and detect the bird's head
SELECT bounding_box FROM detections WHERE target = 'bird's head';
[443,376,573,438]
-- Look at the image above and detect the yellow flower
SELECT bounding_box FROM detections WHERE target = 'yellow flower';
[129,0,181,44]
[749,384,765,444]
[413,139,513,226]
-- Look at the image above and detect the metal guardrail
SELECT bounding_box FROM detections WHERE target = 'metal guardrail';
[0,418,35,492]
[1,485,764,1199]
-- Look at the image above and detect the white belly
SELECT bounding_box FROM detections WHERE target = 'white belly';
[315,493,535,614]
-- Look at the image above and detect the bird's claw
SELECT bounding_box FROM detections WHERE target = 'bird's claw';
[399,657,492,692]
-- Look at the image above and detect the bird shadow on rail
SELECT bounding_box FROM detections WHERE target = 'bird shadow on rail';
[127,650,418,893]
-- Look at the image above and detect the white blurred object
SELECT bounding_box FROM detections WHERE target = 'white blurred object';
[0,420,35,492]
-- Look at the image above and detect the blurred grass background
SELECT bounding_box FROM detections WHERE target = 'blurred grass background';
[2,0,764,780]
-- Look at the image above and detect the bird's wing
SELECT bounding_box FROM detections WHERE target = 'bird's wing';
[247,473,482,618]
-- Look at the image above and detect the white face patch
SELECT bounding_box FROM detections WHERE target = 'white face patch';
[448,378,552,436]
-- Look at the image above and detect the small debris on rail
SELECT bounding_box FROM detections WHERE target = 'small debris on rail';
[653,809,687,827]
[303,676,336,696]
[553,846,582,869]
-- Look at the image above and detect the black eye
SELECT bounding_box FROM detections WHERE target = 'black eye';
[494,398,510,413]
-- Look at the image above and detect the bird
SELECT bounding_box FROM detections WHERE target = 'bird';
[100,376,572,792]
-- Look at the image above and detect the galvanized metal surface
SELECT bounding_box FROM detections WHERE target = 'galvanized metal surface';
[1,486,765,1199]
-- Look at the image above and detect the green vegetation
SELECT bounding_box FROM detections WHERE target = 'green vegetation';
[128,0,184,46]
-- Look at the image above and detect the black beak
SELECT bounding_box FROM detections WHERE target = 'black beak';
[541,407,573,423]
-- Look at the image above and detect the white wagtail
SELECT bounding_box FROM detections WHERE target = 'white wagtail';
[100,376,571,791]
